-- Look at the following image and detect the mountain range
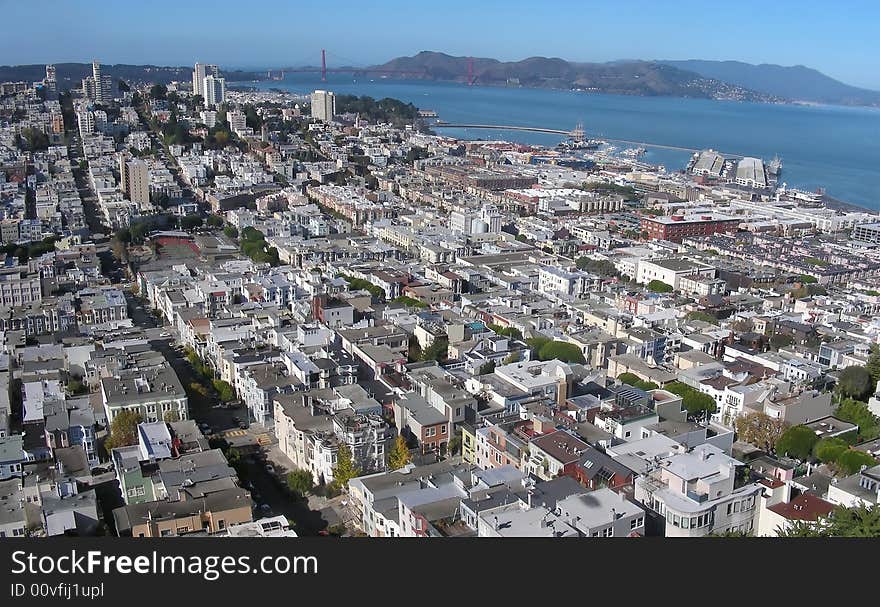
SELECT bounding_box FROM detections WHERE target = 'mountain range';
[367,51,880,107]
[2,53,877,108]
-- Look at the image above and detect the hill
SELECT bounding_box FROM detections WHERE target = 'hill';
[660,60,880,106]
[367,51,780,102]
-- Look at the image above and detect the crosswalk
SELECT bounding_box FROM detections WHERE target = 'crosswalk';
[223,429,247,438]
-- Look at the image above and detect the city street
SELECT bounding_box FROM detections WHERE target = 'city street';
[124,291,330,535]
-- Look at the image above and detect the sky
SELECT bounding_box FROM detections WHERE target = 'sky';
[3,0,880,89]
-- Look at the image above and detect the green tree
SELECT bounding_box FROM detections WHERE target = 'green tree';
[286,469,315,497]
[664,381,717,416]
[388,435,411,471]
[838,366,874,401]
[223,225,238,239]
[179,214,203,230]
[420,338,448,363]
[536,341,586,364]
[526,336,551,359]
[212,380,235,402]
[331,444,361,491]
[865,345,880,385]
[836,450,877,475]
[163,410,181,423]
[769,333,794,349]
[206,215,224,228]
[105,410,143,450]
[813,437,849,464]
[67,378,88,396]
[779,504,880,537]
[734,411,787,452]
[478,361,497,375]
[647,280,673,293]
[149,84,167,100]
[776,425,819,460]
[835,397,880,440]
[118,79,130,93]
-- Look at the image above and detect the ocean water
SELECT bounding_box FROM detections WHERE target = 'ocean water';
[245,74,880,210]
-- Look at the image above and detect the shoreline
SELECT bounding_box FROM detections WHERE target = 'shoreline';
[235,79,879,213]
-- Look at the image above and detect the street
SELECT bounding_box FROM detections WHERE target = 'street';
[123,291,330,535]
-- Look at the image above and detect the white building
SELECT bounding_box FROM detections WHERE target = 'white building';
[203,75,226,108]
[192,63,219,98]
[311,90,336,122]
[632,442,763,537]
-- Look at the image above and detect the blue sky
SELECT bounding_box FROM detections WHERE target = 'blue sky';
[3,0,879,89]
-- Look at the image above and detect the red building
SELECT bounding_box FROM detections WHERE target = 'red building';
[641,214,739,243]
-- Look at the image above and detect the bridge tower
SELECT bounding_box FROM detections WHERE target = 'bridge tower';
[570,122,585,142]
[321,49,327,82]
[467,57,474,86]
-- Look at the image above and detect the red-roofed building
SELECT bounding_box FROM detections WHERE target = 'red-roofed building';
[757,483,835,537]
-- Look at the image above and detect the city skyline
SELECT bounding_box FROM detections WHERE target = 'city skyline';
[3,0,880,90]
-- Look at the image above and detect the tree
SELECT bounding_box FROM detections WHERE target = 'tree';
[616,372,657,391]
[478,361,497,375]
[179,215,204,230]
[163,409,181,423]
[105,410,143,450]
[836,450,877,475]
[67,378,88,396]
[223,225,238,239]
[664,381,717,416]
[779,504,880,537]
[647,280,673,293]
[149,84,167,100]
[734,411,787,452]
[388,435,411,471]
[286,469,315,498]
[118,79,130,93]
[865,345,880,385]
[537,341,586,364]
[212,379,235,402]
[769,333,794,349]
[814,437,848,464]
[206,215,224,228]
[776,425,819,460]
[526,336,551,359]
[835,397,880,440]
[838,366,874,401]
[420,338,448,363]
[331,444,360,491]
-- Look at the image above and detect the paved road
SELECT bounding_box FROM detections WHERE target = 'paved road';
[124,291,329,535]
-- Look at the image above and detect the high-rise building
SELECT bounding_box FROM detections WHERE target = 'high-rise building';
[44,65,57,98]
[227,109,246,133]
[92,61,105,103]
[192,63,220,98]
[310,90,336,122]
[77,110,95,137]
[203,75,226,108]
[82,77,96,101]
[120,157,150,207]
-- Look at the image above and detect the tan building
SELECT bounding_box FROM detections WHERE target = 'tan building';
[120,156,150,207]
[113,487,252,537]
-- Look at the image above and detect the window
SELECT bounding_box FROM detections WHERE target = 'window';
[441,426,447,434]
[631,517,644,530]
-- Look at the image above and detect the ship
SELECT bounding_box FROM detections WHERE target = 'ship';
[767,155,783,176]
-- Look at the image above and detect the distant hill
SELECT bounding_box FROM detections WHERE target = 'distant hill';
[660,60,880,107]
[368,51,779,102]
[0,63,261,89]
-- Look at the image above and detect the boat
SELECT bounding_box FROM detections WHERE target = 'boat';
[768,155,783,176]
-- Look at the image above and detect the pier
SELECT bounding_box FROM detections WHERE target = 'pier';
[431,122,742,157]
